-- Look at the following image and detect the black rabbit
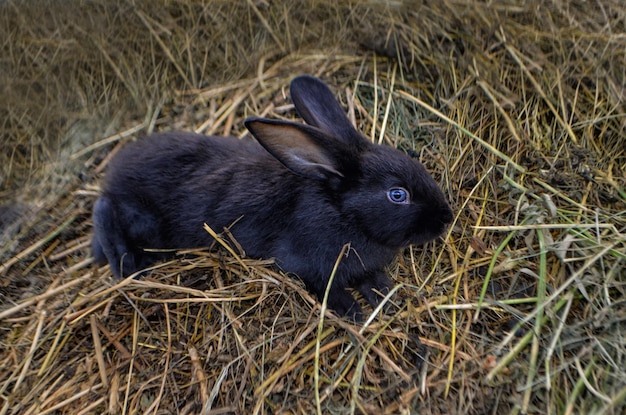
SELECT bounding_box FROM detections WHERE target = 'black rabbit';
[92,75,453,319]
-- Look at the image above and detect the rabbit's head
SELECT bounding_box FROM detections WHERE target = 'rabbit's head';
[245,76,452,253]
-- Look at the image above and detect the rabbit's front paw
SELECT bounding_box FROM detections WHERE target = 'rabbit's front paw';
[355,272,392,308]
[326,289,363,322]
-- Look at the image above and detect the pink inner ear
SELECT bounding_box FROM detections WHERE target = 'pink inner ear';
[285,149,344,178]
[246,119,343,180]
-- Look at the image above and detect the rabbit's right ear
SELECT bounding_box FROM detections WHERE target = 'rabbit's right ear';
[245,118,348,181]
[289,75,361,143]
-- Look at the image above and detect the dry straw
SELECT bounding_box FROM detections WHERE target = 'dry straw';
[1,0,625,414]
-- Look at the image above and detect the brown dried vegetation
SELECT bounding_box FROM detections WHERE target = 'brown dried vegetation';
[1,1,625,414]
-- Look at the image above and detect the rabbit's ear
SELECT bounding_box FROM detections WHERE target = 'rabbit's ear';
[245,118,347,180]
[289,75,360,142]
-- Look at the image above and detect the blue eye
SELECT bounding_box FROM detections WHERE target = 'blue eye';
[387,187,409,204]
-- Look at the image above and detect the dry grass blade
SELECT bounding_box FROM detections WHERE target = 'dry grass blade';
[1,0,625,414]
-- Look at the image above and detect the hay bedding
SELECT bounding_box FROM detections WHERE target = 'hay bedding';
[1,0,625,414]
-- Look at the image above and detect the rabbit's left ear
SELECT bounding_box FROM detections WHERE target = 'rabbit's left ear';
[245,118,346,180]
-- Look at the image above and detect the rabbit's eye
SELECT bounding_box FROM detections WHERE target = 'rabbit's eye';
[387,187,410,204]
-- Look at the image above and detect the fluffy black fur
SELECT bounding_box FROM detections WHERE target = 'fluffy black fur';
[92,75,453,319]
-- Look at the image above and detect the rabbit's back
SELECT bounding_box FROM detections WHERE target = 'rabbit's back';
[93,133,277,274]
[99,132,288,245]
[95,132,354,268]
[103,132,267,196]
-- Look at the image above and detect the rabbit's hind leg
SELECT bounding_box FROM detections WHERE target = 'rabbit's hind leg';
[92,196,138,278]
